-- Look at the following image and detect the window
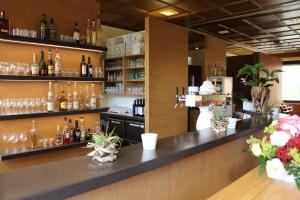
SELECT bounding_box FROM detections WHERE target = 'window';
[282,64,300,101]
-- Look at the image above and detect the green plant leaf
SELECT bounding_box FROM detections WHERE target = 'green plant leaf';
[259,156,267,175]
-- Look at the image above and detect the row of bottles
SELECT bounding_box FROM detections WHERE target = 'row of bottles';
[0,10,10,34]
[47,82,100,112]
[30,116,93,149]
[80,55,93,77]
[132,98,145,117]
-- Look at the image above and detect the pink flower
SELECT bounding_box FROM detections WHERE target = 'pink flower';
[277,115,300,136]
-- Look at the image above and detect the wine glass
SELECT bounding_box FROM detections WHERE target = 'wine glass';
[41,97,47,112]
[1,134,10,153]
[35,98,41,113]
[30,98,36,113]
[8,133,19,153]
[19,133,28,151]
[24,98,30,113]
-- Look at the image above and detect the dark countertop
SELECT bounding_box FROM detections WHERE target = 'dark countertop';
[0,116,270,200]
[100,111,144,122]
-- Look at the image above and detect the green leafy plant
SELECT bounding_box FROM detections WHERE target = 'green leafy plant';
[236,63,283,88]
[89,125,122,147]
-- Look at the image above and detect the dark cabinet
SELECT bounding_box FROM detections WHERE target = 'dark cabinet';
[126,121,144,142]
[107,118,126,140]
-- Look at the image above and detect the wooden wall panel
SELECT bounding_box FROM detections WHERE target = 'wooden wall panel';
[204,35,227,79]
[69,132,261,200]
[145,17,188,138]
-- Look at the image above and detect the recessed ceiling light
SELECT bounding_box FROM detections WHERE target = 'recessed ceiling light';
[218,30,230,35]
[284,18,300,25]
[195,47,199,50]
[159,9,178,16]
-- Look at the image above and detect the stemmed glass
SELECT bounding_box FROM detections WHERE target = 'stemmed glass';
[41,97,47,112]
[35,98,41,113]
[8,133,19,153]
[19,133,28,151]
[1,134,10,153]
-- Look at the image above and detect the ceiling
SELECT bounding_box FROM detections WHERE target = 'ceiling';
[99,0,300,55]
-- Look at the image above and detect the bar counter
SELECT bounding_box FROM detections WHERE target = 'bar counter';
[0,116,271,200]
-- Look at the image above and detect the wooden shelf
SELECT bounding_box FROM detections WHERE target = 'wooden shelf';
[105,56,123,61]
[0,75,104,82]
[0,140,89,161]
[125,54,145,58]
[126,67,144,70]
[0,108,109,121]
[106,80,123,83]
[105,68,123,71]
[105,93,144,96]
[0,34,107,52]
[125,80,144,82]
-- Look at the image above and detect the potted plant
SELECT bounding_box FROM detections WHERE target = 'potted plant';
[87,126,122,162]
[236,63,282,113]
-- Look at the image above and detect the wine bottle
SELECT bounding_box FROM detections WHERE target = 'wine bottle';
[73,22,80,44]
[55,125,63,145]
[68,119,74,143]
[0,11,9,35]
[48,18,56,40]
[30,120,38,149]
[87,56,93,77]
[40,14,47,40]
[47,49,55,76]
[142,98,145,117]
[63,117,70,144]
[31,53,39,76]
[90,84,97,109]
[54,49,62,77]
[54,83,59,111]
[73,82,79,110]
[80,55,87,77]
[79,117,86,141]
[74,120,81,142]
[91,19,97,46]
[79,86,84,110]
[59,86,67,111]
[86,18,91,45]
[66,82,73,110]
[84,84,90,109]
[132,99,136,116]
[39,49,47,76]
[135,99,140,116]
[47,82,54,112]
[96,10,102,46]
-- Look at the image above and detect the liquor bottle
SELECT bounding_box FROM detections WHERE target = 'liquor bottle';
[47,82,54,112]
[30,120,38,148]
[39,49,47,76]
[63,117,70,144]
[55,125,63,145]
[79,86,84,110]
[85,128,93,141]
[84,84,90,109]
[91,19,97,46]
[86,18,91,45]
[59,86,67,111]
[79,117,86,141]
[68,119,74,143]
[96,10,102,46]
[74,120,81,142]
[48,18,56,40]
[80,55,87,77]
[0,11,10,35]
[132,99,136,116]
[90,84,97,109]
[67,82,73,110]
[73,82,79,110]
[142,99,145,116]
[54,49,62,77]
[47,49,55,76]
[73,22,80,44]
[54,83,59,111]
[40,14,47,40]
[87,56,93,77]
[31,53,39,76]
[135,99,140,116]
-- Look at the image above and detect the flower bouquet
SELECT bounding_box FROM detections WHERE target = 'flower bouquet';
[247,115,300,189]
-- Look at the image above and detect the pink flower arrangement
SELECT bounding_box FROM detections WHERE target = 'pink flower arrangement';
[247,115,300,189]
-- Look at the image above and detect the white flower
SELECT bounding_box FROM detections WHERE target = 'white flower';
[266,158,286,180]
[270,131,291,147]
[251,143,262,157]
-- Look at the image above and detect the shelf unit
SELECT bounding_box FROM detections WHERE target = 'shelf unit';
[0,140,89,161]
[0,108,108,121]
[104,54,145,96]
[0,34,107,52]
[0,75,104,82]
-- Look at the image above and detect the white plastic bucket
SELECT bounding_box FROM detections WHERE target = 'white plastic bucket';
[141,133,158,150]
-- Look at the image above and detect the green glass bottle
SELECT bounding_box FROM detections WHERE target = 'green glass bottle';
[39,50,47,76]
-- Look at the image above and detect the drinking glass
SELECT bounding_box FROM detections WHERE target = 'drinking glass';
[24,98,30,113]
[1,134,10,153]
[8,133,19,153]
[19,132,28,151]
[41,97,47,112]
[30,98,36,113]
[35,98,41,113]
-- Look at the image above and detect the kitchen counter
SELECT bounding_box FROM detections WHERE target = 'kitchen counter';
[208,166,300,200]
[0,116,271,200]
[100,111,144,122]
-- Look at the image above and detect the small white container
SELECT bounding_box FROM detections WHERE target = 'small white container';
[227,118,241,129]
[141,133,158,150]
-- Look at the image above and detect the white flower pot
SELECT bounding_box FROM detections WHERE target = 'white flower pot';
[266,159,295,183]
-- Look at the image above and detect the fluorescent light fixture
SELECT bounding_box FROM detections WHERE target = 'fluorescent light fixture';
[217,30,230,35]
[284,18,300,25]
[159,9,178,16]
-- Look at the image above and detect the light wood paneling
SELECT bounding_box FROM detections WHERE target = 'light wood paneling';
[68,132,261,200]
[208,166,300,200]
[204,35,227,79]
[145,17,188,138]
